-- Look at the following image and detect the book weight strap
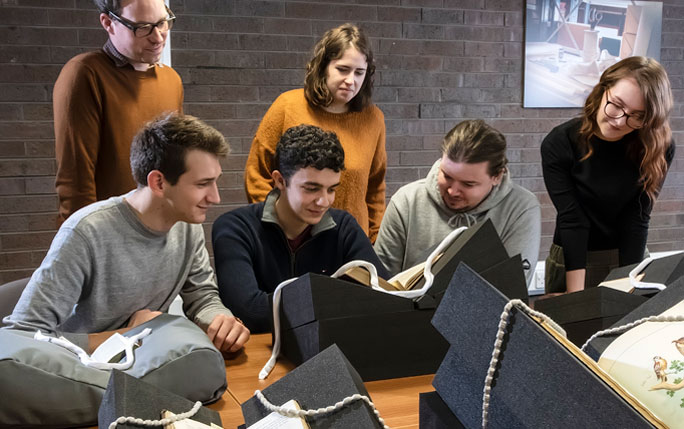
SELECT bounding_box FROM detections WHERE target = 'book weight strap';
[254,389,389,429]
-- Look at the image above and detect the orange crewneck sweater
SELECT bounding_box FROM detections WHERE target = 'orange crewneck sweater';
[53,47,183,224]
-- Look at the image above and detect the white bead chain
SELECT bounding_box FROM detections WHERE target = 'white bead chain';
[481,299,565,429]
[254,389,390,429]
[107,401,202,429]
[580,313,684,352]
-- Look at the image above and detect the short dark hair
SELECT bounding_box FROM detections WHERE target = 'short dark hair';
[441,120,507,177]
[304,23,375,113]
[130,113,230,186]
[275,124,345,183]
[93,0,122,14]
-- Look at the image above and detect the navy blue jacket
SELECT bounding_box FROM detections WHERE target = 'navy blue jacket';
[212,191,389,333]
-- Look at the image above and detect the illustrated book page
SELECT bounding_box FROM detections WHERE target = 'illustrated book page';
[535,317,665,428]
[598,299,684,428]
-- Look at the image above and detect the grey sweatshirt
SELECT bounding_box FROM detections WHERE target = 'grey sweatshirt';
[3,194,233,349]
[375,160,541,285]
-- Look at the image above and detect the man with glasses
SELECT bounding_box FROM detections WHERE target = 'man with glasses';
[53,0,183,224]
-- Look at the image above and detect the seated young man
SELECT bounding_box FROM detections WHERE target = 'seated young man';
[375,119,541,285]
[212,124,388,333]
[4,113,250,354]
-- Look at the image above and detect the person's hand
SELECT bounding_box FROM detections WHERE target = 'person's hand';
[127,309,162,328]
[206,314,250,354]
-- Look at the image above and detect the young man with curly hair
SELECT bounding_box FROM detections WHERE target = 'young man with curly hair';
[213,124,388,333]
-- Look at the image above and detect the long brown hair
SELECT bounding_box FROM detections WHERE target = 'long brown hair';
[579,56,672,202]
[304,23,375,112]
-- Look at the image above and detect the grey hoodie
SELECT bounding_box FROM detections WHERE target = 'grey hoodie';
[375,159,541,285]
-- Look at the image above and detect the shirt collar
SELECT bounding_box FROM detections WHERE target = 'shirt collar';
[103,38,130,68]
[103,38,165,69]
[261,189,336,236]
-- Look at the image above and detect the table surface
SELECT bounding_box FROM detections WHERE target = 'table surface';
[208,333,435,428]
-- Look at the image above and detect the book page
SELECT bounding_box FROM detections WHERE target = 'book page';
[341,266,399,291]
[247,399,309,429]
[598,273,645,293]
[535,317,664,428]
[387,262,425,290]
[598,300,684,428]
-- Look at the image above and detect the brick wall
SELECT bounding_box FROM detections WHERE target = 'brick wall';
[0,0,682,283]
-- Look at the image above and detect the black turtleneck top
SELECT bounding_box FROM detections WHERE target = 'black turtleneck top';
[541,118,674,271]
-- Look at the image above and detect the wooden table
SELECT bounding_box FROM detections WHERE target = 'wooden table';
[208,334,435,428]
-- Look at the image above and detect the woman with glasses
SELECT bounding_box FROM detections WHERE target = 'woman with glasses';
[243,23,386,242]
[541,56,674,293]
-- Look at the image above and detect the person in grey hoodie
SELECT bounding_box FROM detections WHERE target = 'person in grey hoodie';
[375,119,541,285]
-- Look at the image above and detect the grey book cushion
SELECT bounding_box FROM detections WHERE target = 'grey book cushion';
[0,314,226,428]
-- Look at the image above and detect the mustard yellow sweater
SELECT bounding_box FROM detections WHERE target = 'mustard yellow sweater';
[244,89,387,241]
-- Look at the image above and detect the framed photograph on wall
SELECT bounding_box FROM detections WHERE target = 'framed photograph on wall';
[524,0,662,108]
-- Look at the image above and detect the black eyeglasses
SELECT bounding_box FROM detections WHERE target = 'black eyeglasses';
[108,5,176,38]
[604,91,645,130]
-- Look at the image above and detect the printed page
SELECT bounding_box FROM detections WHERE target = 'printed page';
[247,399,309,429]
[598,299,684,427]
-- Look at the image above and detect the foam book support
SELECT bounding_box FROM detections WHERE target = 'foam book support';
[533,287,648,346]
[418,391,466,429]
[603,252,684,290]
[585,274,684,360]
[535,253,684,347]
[430,263,655,428]
[241,344,383,428]
[98,370,221,429]
[277,220,528,381]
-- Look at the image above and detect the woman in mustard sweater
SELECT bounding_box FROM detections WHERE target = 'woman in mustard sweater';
[243,23,386,242]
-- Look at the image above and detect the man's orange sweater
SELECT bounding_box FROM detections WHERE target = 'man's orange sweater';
[53,48,183,224]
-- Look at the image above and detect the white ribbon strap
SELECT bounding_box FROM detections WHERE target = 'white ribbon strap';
[259,277,300,380]
[383,226,468,300]
[259,226,467,378]
[331,260,380,289]
[34,328,152,371]
[629,257,666,291]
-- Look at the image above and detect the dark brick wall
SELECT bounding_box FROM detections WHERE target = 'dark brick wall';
[0,0,683,283]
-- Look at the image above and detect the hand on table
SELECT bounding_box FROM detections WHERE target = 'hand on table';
[206,314,250,354]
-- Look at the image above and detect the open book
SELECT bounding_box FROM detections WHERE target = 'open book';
[599,273,645,293]
[341,258,439,292]
[341,219,511,293]
[537,316,666,427]
[595,300,684,428]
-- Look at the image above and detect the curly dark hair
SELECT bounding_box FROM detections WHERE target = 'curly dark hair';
[304,23,375,113]
[130,113,230,186]
[275,124,345,183]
